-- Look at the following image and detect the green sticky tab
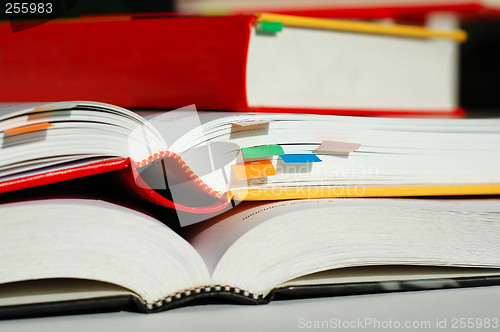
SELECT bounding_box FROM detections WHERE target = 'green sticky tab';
[257,21,283,33]
[242,144,284,158]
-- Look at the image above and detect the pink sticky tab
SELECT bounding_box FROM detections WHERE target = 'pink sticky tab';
[314,141,361,154]
[231,120,270,129]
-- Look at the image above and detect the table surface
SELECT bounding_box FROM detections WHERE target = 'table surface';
[3,285,500,332]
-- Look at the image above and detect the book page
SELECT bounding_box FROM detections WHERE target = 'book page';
[187,198,500,296]
[0,199,211,306]
[0,156,116,182]
[0,103,51,119]
[172,113,500,193]
[0,101,93,120]
[0,279,132,307]
[140,108,233,147]
[0,102,166,181]
[246,22,456,110]
[281,266,500,287]
[185,198,500,275]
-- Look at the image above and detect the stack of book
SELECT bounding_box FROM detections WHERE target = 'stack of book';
[0,9,500,318]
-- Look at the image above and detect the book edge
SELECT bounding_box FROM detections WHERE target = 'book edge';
[0,295,136,320]
[256,13,467,42]
[272,274,500,300]
[2,274,500,318]
[147,274,500,313]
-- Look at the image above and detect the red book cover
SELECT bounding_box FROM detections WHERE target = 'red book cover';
[0,15,253,112]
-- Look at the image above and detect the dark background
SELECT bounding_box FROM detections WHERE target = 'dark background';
[0,0,174,19]
[460,19,500,111]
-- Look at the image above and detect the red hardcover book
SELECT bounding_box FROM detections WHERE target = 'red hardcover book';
[0,13,464,117]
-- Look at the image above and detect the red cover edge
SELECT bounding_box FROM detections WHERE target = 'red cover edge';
[0,158,130,194]
[184,2,500,20]
[285,3,500,20]
[0,157,230,214]
[128,151,231,213]
[250,107,466,118]
[240,15,258,112]
[123,166,230,214]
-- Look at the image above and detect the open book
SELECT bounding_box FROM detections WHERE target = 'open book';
[1,198,500,318]
[1,101,500,215]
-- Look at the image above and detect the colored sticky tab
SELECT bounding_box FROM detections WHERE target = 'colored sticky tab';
[4,122,53,136]
[231,120,270,128]
[257,21,283,33]
[314,141,361,154]
[242,144,284,159]
[232,160,277,180]
[279,154,322,163]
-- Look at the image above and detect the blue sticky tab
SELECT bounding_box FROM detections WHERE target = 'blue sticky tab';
[279,154,322,163]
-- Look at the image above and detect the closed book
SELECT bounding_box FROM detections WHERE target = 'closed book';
[0,14,465,116]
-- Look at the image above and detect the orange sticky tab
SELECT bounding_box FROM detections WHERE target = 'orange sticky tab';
[4,122,53,135]
[232,160,277,180]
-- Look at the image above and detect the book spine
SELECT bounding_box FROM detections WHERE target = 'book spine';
[137,285,266,313]
[125,151,231,214]
[135,274,500,313]
[131,151,225,200]
[141,274,500,313]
